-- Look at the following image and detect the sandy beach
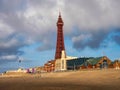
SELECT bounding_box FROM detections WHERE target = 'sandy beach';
[0,69,120,90]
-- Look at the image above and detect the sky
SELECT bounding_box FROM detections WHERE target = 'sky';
[0,0,120,73]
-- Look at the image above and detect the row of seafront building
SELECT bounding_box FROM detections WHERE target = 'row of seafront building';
[44,55,120,72]
[3,57,120,75]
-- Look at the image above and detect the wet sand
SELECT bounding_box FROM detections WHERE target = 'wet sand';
[0,69,120,90]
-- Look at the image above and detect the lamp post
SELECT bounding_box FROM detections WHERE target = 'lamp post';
[18,56,23,69]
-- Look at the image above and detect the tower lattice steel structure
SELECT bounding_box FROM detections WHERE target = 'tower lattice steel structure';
[55,13,66,59]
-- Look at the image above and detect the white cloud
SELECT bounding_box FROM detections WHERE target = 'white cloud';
[72,34,92,44]
[0,0,120,58]
[0,21,14,39]
[0,55,17,60]
[63,0,120,32]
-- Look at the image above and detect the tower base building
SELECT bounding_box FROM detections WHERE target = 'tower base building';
[55,50,77,71]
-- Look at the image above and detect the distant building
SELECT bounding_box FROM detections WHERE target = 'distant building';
[113,60,120,69]
[44,60,55,72]
[35,66,44,73]
[67,56,111,70]
[4,68,27,75]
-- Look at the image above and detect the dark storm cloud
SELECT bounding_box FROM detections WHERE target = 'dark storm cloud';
[37,30,56,51]
[0,0,26,13]
[28,0,56,8]
[112,29,120,45]
[0,0,57,61]
[37,44,54,51]
[72,27,120,50]
[63,0,120,50]
[0,0,29,60]
[0,0,120,60]
[72,29,110,50]
[0,33,27,61]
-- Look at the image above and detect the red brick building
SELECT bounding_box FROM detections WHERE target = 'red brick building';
[113,60,120,69]
[44,60,55,72]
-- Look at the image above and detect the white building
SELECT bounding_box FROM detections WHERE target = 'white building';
[55,50,77,71]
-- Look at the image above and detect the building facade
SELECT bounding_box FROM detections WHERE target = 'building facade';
[113,60,120,69]
[67,56,112,70]
[44,60,55,72]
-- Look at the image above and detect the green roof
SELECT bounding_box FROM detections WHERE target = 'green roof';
[86,57,103,65]
[67,57,104,67]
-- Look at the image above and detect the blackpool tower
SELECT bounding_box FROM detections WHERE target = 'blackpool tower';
[55,13,66,59]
